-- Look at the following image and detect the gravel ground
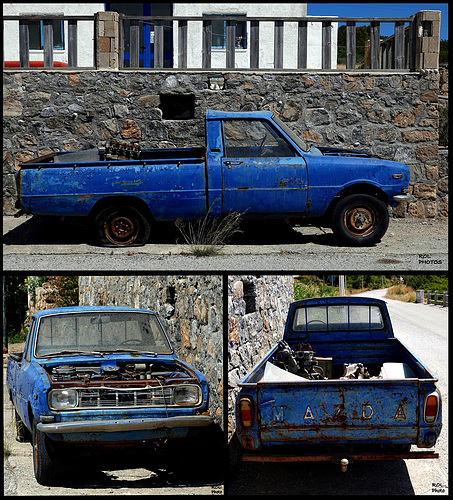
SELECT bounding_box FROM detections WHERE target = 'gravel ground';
[3,215,448,271]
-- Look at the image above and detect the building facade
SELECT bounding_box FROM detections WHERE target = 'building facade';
[3,3,337,69]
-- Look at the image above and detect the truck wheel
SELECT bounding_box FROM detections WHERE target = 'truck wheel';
[331,194,389,246]
[32,419,56,485]
[95,206,150,247]
[15,409,31,442]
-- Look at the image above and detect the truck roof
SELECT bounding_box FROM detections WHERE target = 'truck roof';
[290,296,387,307]
[285,296,393,341]
[31,306,157,319]
[206,109,274,120]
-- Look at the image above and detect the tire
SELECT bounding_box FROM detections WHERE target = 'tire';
[15,409,31,443]
[95,205,150,247]
[331,194,389,246]
[32,419,56,486]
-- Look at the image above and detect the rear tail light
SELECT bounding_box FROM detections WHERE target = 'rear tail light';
[239,397,254,428]
[424,391,440,424]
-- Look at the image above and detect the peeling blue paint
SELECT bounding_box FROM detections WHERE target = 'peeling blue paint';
[15,111,412,244]
[236,297,442,461]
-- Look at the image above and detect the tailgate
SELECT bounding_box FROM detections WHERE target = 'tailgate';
[257,379,419,445]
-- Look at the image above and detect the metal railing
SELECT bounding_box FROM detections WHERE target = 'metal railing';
[3,14,95,69]
[3,11,440,71]
[119,15,415,70]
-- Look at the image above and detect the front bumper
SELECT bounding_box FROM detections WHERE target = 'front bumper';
[37,415,214,434]
[393,193,416,203]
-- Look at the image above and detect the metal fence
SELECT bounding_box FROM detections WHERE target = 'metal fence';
[3,11,440,71]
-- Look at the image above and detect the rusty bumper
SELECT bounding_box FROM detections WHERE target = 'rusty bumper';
[242,450,439,463]
[37,415,214,434]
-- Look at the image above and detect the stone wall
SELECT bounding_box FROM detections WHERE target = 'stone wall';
[3,69,446,218]
[78,275,224,428]
[227,275,294,439]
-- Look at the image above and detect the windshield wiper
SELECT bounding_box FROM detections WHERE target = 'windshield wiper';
[41,350,105,358]
[99,349,158,355]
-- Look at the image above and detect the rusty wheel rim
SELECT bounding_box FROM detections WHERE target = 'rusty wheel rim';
[104,214,138,246]
[343,206,376,238]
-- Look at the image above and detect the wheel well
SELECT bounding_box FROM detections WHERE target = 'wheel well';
[27,402,34,432]
[88,196,154,222]
[325,184,388,219]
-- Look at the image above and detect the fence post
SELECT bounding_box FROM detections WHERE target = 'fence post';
[178,20,188,68]
[68,19,78,67]
[415,290,424,303]
[42,19,54,68]
[427,291,431,304]
[19,19,30,67]
[95,11,119,70]
[413,10,441,70]
[274,20,284,69]
[443,293,448,308]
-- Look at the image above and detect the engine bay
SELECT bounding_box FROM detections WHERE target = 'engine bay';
[47,361,194,386]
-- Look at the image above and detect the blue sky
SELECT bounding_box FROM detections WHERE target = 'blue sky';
[307,3,449,40]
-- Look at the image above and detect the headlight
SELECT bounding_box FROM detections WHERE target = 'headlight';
[49,389,78,410]
[174,385,201,406]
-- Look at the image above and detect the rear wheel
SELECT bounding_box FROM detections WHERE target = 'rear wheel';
[95,205,150,247]
[331,194,389,246]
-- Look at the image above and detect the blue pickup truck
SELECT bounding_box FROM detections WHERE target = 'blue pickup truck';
[235,297,441,470]
[15,110,414,247]
[6,306,213,485]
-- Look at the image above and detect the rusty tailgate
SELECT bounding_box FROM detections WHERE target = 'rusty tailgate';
[257,378,419,445]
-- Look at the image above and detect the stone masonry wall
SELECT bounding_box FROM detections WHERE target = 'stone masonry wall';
[3,69,446,218]
[78,275,224,428]
[228,275,294,439]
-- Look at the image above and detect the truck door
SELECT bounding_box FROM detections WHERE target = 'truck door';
[221,119,308,215]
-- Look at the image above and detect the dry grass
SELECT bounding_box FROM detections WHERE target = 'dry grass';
[385,284,416,303]
[175,207,245,256]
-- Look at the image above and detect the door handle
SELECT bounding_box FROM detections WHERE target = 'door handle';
[224,161,243,168]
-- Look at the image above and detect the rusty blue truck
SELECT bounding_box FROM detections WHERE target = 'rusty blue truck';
[235,297,441,470]
[15,110,414,247]
[6,306,213,485]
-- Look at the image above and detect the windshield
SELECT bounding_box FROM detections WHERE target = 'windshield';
[292,304,385,333]
[35,311,173,358]
[272,115,309,152]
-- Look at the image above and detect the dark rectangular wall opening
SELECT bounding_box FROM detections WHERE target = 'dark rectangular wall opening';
[160,94,195,119]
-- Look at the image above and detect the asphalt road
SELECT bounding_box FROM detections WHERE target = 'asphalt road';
[228,290,448,495]
[3,215,448,271]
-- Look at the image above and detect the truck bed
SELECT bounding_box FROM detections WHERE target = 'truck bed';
[239,338,438,448]
[21,147,206,166]
[246,338,434,383]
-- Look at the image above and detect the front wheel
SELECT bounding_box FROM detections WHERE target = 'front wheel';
[94,205,150,247]
[32,419,56,485]
[331,194,389,246]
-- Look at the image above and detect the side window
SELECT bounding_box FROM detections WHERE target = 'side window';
[24,318,35,361]
[223,119,297,158]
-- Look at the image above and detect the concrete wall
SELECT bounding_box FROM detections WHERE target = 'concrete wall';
[227,275,294,438]
[3,69,446,218]
[78,275,224,428]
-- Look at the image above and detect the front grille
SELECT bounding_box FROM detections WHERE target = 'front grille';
[78,386,174,408]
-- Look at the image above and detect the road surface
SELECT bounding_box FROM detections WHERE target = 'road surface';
[3,215,448,271]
